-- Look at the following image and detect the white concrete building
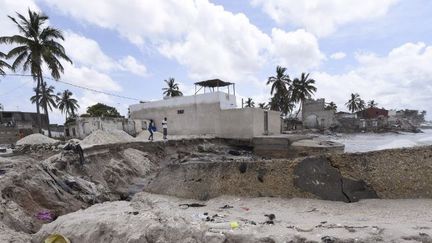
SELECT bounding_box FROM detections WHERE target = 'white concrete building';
[129,79,281,139]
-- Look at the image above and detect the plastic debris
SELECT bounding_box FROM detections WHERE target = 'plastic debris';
[44,234,70,243]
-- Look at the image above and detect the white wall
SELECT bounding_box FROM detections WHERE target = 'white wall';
[130,92,237,112]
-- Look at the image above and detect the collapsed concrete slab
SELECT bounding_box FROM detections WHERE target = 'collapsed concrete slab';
[293,157,378,202]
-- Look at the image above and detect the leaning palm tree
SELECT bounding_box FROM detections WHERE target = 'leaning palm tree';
[244,98,255,108]
[30,82,58,137]
[367,100,378,108]
[0,52,11,76]
[57,89,79,122]
[267,66,291,95]
[291,73,317,117]
[345,93,365,113]
[162,77,183,97]
[0,9,72,133]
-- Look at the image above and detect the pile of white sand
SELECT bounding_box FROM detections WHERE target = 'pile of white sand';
[16,133,58,145]
[80,129,135,146]
[136,130,164,141]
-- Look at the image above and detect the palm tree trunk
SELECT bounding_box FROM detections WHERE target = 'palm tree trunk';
[45,106,52,137]
[35,75,42,134]
[295,100,303,118]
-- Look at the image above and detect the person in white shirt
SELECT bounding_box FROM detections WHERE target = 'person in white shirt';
[162,117,168,140]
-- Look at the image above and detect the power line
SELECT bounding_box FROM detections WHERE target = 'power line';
[1,73,141,101]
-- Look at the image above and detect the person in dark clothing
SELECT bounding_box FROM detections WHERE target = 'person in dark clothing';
[148,119,155,141]
[162,117,168,141]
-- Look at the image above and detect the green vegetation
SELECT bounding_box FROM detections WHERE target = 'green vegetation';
[57,90,79,122]
[0,51,11,76]
[163,77,183,97]
[30,82,58,137]
[244,98,255,108]
[325,102,337,111]
[85,103,121,118]
[346,93,365,113]
[0,9,72,132]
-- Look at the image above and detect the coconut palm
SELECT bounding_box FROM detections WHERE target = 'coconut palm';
[367,100,378,108]
[269,93,294,115]
[57,89,79,122]
[291,73,317,117]
[30,82,58,137]
[267,66,290,95]
[0,51,11,76]
[244,98,255,108]
[345,93,365,113]
[325,102,337,111]
[0,9,72,132]
[258,102,269,109]
[162,77,183,97]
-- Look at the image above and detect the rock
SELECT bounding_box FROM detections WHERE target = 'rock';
[228,150,241,156]
[293,157,378,202]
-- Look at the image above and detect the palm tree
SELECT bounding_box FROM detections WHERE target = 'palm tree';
[30,82,58,137]
[57,89,79,122]
[162,77,183,97]
[291,73,317,117]
[244,98,255,108]
[345,93,365,113]
[367,100,378,108]
[0,9,72,133]
[267,66,290,95]
[325,102,337,111]
[258,102,269,109]
[0,52,11,76]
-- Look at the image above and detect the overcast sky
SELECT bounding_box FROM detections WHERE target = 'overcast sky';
[0,0,432,123]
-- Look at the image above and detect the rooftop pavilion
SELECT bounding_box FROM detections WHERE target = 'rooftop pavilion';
[194,79,235,96]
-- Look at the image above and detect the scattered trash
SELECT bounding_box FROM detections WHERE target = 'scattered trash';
[321,236,336,243]
[179,203,206,209]
[240,207,250,211]
[127,211,139,215]
[220,204,233,209]
[305,208,317,213]
[36,210,55,221]
[44,234,70,243]
[0,169,6,175]
[264,213,275,224]
[210,221,240,230]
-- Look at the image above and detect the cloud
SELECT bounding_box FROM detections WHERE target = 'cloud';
[270,28,325,72]
[313,42,432,117]
[251,0,398,37]
[62,32,118,71]
[119,56,147,77]
[330,52,347,60]
[61,62,122,92]
[41,0,323,84]
[0,0,40,36]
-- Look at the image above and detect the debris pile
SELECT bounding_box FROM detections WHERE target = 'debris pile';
[16,134,58,146]
[33,192,432,243]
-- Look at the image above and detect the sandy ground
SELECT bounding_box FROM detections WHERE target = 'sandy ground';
[34,192,432,243]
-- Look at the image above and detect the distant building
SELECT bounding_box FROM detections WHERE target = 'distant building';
[129,79,281,139]
[64,116,141,139]
[356,107,388,119]
[0,111,48,144]
[302,98,336,129]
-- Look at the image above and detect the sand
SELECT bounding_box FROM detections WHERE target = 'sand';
[80,129,135,147]
[136,130,164,141]
[33,192,432,242]
[16,134,58,145]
